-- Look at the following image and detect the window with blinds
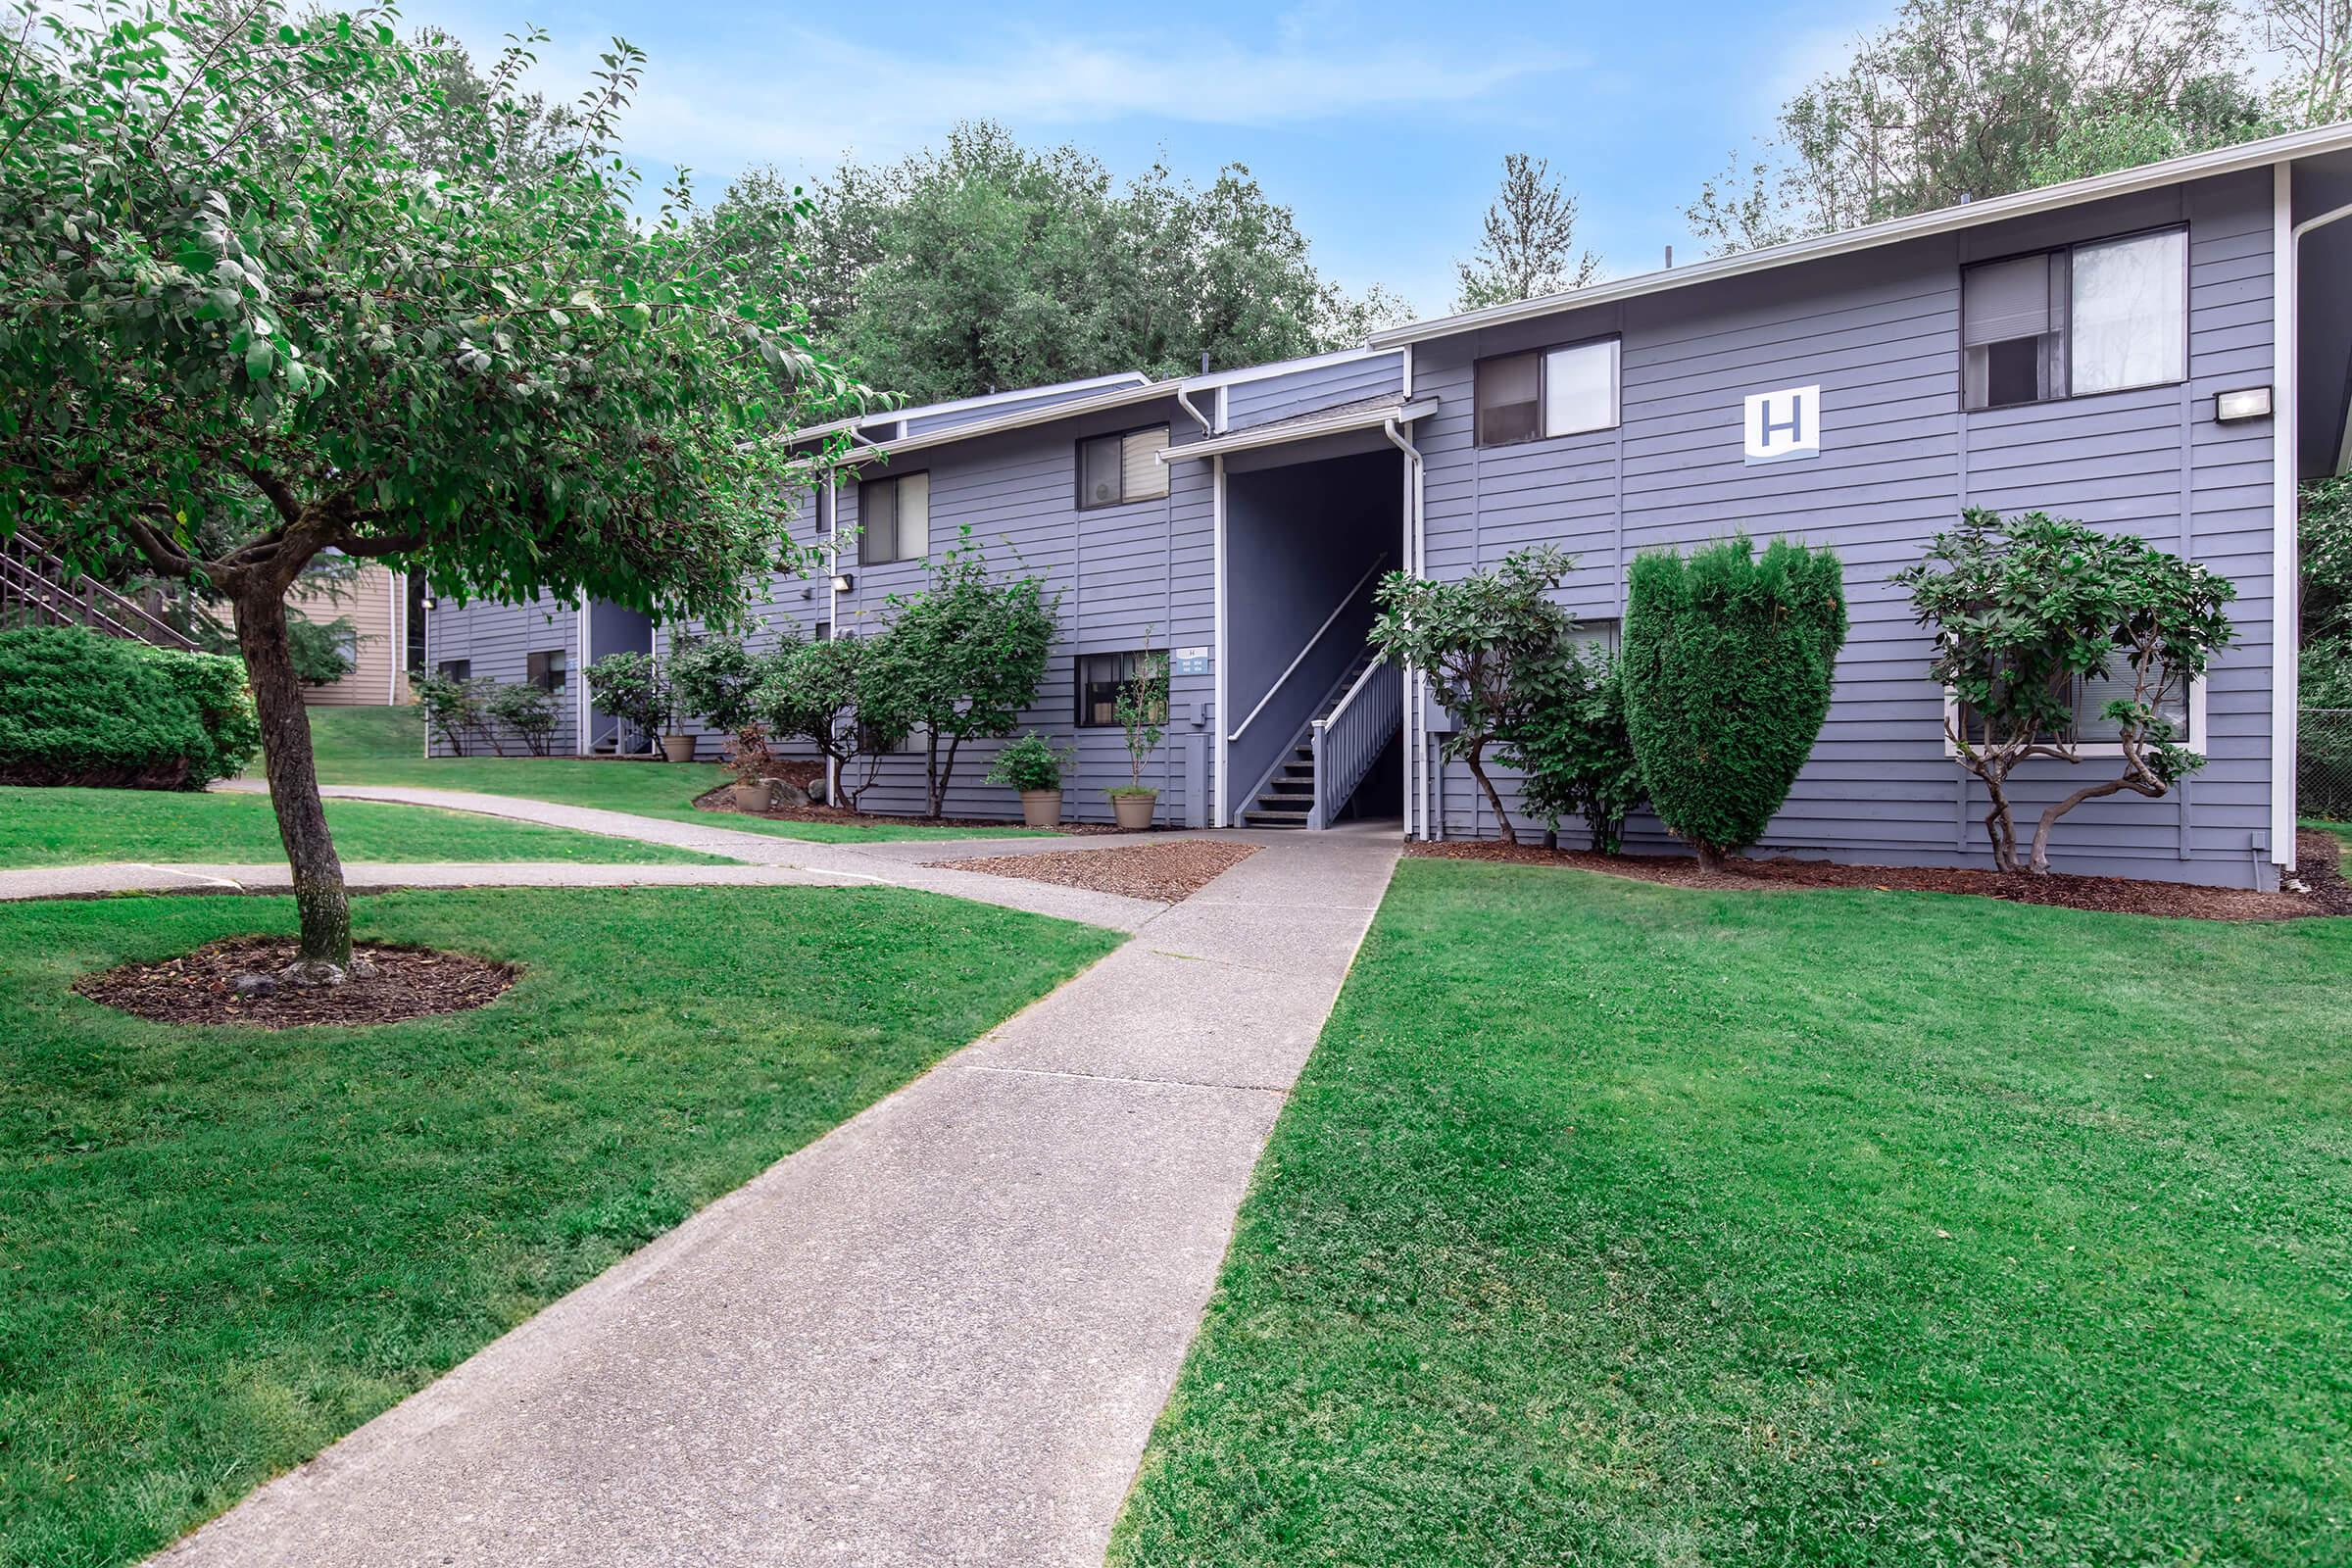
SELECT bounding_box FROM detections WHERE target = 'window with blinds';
[1077,426,1171,509]
[1963,228,2184,410]
[1475,338,1619,447]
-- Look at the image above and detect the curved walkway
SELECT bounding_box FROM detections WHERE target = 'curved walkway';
[83,786,1405,1567]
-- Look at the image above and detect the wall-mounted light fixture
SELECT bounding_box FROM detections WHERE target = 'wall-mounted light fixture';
[831,572,855,595]
[420,597,437,611]
[2215,386,2274,423]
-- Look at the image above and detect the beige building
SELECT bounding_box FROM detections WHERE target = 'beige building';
[295,559,411,707]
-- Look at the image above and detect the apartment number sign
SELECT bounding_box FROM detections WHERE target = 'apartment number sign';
[1170,646,1211,676]
[1743,384,1822,465]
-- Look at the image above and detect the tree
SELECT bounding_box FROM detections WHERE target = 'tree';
[1368,547,1578,845]
[713,122,1401,404]
[2255,0,2352,125]
[287,613,361,686]
[1895,509,2234,874]
[872,530,1060,816]
[1502,644,1646,854]
[0,7,862,972]
[416,671,490,757]
[1686,0,2256,252]
[667,632,765,735]
[1112,631,1170,794]
[1453,154,1602,312]
[584,653,675,753]
[487,680,560,756]
[1622,536,1848,871]
[2302,474,2352,640]
[751,630,906,809]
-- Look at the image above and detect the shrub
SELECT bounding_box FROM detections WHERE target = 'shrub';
[287,613,361,686]
[1622,534,1847,870]
[987,730,1069,793]
[584,652,675,746]
[1503,644,1646,854]
[415,672,491,757]
[1368,546,1577,844]
[667,633,764,734]
[1897,509,2234,874]
[0,625,259,789]
[754,631,906,810]
[486,681,561,757]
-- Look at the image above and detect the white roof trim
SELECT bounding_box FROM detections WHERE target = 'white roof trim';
[1369,121,2352,350]
[1182,345,1399,392]
[1160,397,1438,462]
[847,378,1184,459]
[792,370,1152,441]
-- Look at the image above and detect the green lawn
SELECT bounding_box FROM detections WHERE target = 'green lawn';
[1112,860,2352,1568]
[1,886,1121,1568]
[0,786,725,867]
[289,706,1047,844]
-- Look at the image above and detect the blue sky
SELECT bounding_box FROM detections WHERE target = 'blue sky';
[403,0,1896,318]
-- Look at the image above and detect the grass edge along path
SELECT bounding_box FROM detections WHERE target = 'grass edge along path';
[2,884,1123,1568]
[1109,858,2352,1568]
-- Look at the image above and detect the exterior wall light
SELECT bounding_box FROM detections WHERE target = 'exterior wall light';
[831,572,855,595]
[2215,386,2273,423]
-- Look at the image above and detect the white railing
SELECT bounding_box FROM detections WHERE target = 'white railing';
[1226,552,1388,744]
[1309,657,1400,829]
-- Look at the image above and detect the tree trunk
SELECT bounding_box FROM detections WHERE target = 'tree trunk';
[1462,745,1517,845]
[234,587,352,966]
[1693,840,1725,874]
[923,729,944,818]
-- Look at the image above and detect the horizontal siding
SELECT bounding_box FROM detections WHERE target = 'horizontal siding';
[298,563,407,707]
[420,591,580,758]
[1222,352,1404,430]
[1414,168,2279,888]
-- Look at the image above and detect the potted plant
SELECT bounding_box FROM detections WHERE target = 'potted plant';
[583,652,683,760]
[1108,641,1169,831]
[987,731,1070,827]
[726,722,775,810]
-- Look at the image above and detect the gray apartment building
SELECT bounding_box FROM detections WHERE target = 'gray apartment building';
[425,123,2352,890]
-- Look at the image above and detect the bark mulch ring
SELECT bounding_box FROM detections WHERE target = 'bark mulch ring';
[77,938,517,1029]
[1408,827,2352,923]
[926,840,1260,903]
[693,784,1127,835]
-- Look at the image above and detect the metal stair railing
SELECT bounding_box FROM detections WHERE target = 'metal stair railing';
[1226,552,1388,745]
[1,527,202,651]
[1309,656,1400,829]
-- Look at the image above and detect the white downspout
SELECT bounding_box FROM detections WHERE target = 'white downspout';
[1380,413,1425,840]
[1175,383,1214,437]
[2274,177,2352,877]
[575,601,590,756]
[1212,453,1229,827]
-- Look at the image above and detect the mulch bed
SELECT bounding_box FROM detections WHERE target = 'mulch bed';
[694,783,1128,835]
[77,938,516,1028]
[926,841,1260,903]
[1407,828,2352,923]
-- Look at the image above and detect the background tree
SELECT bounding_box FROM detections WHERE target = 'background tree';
[1622,536,1847,871]
[2256,0,2352,124]
[1453,154,1602,312]
[1686,0,2262,252]
[1368,546,1577,845]
[870,531,1060,817]
[666,632,765,735]
[1896,510,2234,873]
[0,5,863,972]
[707,122,1403,404]
[1501,645,1646,854]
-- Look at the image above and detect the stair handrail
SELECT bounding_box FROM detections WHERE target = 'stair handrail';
[1316,651,1388,734]
[3,525,203,651]
[1308,657,1402,829]
[1226,551,1388,744]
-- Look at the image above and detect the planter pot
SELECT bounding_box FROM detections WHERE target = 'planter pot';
[1109,790,1158,832]
[733,779,774,812]
[1017,788,1064,828]
[661,733,696,764]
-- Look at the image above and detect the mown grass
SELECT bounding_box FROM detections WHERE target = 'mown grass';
[1111,859,2352,1568]
[1,886,1121,1568]
[290,706,1047,844]
[0,786,725,867]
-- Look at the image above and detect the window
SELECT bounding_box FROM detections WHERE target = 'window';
[1963,228,2185,410]
[1950,664,2198,754]
[436,659,470,680]
[1074,650,1170,728]
[813,619,832,642]
[1475,338,1619,447]
[1077,426,1171,509]
[527,648,567,692]
[858,471,930,565]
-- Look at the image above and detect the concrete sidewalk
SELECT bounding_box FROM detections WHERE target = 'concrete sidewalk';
[149,819,1402,1567]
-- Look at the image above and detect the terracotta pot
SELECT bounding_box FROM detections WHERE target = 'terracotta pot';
[1018,788,1063,828]
[1109,790,1157,832]
[733,779,774,812]
[661,733,696,764]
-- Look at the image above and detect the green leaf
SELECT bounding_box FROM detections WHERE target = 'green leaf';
[244,339,274,380]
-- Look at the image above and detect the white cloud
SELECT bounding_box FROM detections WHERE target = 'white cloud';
[511,21,1581,176]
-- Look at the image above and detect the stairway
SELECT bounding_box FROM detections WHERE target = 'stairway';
[1239,647,1380,830]
[0,527,204,651]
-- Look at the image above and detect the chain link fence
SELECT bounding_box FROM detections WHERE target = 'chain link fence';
[2302,710,2352,822]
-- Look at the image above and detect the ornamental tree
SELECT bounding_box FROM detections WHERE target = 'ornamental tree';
[752,631,907,811]
[1894,508,2235,875]
[1368,546,1577,845]
[871,529,1060,817]
[1622,535,1847,870]
[1502,644,1645,855]
[0,5,862,970]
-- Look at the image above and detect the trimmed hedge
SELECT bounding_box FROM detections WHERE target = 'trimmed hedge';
[0,624,261,789]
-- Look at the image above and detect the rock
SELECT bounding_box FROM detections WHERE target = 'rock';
[767,775,811,808]
[231,972,278,999]
[345,954,379,980]
[276,958,350,989]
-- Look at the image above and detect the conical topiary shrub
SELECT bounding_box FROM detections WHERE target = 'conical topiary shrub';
[1621,534,1847,871]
